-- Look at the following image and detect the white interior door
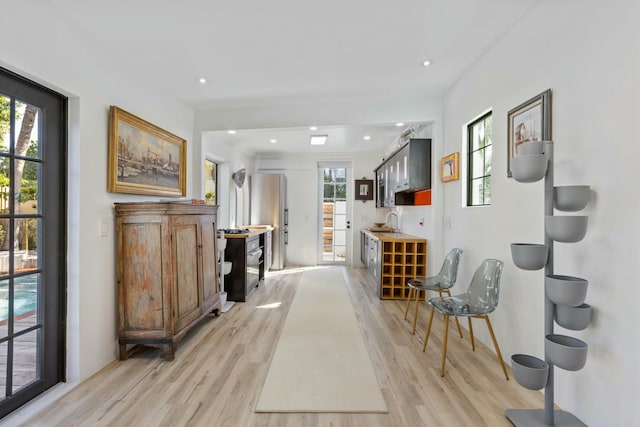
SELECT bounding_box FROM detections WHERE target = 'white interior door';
[317,163,352,265]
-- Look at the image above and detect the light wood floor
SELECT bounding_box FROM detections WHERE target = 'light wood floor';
[20,266,543,426]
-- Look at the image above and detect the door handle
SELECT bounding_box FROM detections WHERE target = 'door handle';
[346,220,351,230]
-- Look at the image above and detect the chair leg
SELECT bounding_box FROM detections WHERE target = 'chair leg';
[444,290,464,338]
[411,289,421,334]
[404,288,413,320]
[422,308,435,352]
[468,317,475,351]
[484,315,509,380]
[440,315,450,377]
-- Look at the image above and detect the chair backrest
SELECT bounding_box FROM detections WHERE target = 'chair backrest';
[438,248,463,285]
[466,258,504,314]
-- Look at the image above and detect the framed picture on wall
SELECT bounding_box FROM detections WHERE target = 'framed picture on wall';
[355,179,374,201]
[108,106,187,197]
[441,152,460,182]
[507,89,552,177]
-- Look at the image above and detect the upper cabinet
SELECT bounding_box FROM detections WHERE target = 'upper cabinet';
[375,138,432,207]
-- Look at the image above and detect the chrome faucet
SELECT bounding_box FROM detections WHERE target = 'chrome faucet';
[385,211,400,232]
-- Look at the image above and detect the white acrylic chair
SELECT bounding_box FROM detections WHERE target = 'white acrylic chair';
[423,258,509,379]
[404,248,463,336]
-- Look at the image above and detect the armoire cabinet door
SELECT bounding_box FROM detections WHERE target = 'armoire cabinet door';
[200,215,219,309]
[119,216,169,333]
[172,216,202,332]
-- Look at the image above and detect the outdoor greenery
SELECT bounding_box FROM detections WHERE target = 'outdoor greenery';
[0,97,39,249]
[323,168,347,199]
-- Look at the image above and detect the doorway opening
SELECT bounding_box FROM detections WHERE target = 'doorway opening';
[318,163,352,265]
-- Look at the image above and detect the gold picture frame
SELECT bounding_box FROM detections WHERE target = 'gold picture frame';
[441,152,459,182]
[108,106,186,197]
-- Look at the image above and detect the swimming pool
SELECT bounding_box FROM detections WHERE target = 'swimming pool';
[0,275,38,322]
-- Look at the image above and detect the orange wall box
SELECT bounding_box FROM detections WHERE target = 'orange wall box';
[414,189,432,206]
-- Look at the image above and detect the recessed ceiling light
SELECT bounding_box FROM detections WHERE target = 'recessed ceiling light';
[363,135,371,140]
[309,126,318,131]
[270,139,277,144]
[198,77,207,84]
[310,135,328,145]
[228,130,236,134]
[422,59,432,67]
[396,122,405,127]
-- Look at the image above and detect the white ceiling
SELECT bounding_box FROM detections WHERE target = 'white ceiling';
[204,122,430,156]
[50,0,540,154]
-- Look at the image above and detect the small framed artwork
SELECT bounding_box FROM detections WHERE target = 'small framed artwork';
[108,106,187,197]
[441,152,460,182]
[507,89,552,177]
[355,179,374,201]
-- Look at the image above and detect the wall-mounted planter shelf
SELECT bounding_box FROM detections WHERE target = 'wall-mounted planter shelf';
[512,354,549,391]
[506,140,590,427]
[545,215,588,243]
[511,243,548,270]
[545,275,588,307]
[511,154,548,183]
[545,334,588,372]
[555,303,592,331]
[554,185,591,211]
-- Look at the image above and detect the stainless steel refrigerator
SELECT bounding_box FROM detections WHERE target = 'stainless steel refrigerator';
[250,174,287,270]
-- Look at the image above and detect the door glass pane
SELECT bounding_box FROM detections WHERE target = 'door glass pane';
[323,184,334,199]
[0,156,8,215]
[13,103,41,159]
[0,342,6,399]
[13,274,39,331]
[335,201,346,215]
[12,329,40,394]
[0,95,9,144]
[15,161,40,215]
[0,278,9,325]
[334,230,346,246]
[14,219,39,272]
[322,203,333,228]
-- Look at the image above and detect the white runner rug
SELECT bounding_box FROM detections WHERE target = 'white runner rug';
[255,267,388,413]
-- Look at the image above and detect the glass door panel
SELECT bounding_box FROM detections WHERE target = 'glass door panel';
[318,164,351,264]
[0,68,66,417]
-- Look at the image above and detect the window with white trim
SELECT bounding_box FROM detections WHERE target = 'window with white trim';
[467,112,492,206]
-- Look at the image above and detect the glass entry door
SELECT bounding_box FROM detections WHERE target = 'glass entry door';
[0,68,66,418]
[318,163,352,265]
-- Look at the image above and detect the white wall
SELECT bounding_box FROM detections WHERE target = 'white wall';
[441,0,639,425]
[201,133,255,229]
[1,3,195,419]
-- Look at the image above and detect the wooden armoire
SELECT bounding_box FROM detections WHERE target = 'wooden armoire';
[114,202,220,361]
